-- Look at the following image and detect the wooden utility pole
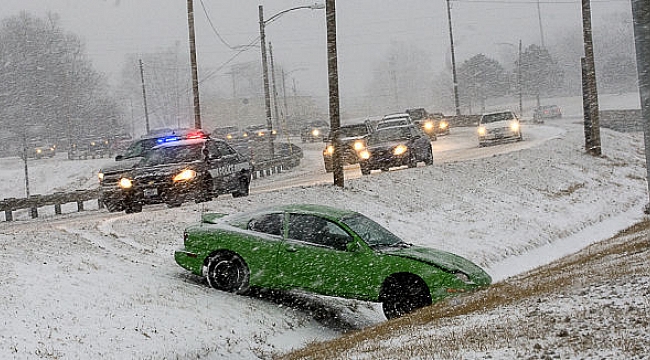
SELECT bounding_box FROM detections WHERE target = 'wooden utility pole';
[186,0,202,129]
[581,0,601,156]
[326,0,343,187]
[631,0,650,213]
[139,59,150,134]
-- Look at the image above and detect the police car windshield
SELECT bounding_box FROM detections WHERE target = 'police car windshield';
[141,144,203,166]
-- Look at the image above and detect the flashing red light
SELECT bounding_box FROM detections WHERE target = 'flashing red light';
[185,131,206,139]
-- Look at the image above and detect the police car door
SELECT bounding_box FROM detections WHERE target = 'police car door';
[205,140,240,192]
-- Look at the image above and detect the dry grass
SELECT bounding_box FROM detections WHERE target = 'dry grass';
[279,219,650,360]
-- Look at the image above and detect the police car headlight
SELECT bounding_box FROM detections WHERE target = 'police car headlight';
[358,150,370,160]
[312,129,320,136]
[393,144,408,156]
[98,172,104,182]
[510,121,519,132]
[353,140,365,151]
[173,169,197,182]
[478,126,487,136]
[119,177,133,189]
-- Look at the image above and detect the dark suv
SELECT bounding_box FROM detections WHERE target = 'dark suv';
[358,124,433,175]
[99,137,252,213]
[322,121,374,173]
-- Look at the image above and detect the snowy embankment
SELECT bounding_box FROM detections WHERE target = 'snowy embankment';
[0,93,648,359]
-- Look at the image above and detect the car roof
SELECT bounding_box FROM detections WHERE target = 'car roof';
[141,127,207,140]
[382,113,410,120]
[481,110,515,116]
[256,204,358,219]
[151,137,210,149]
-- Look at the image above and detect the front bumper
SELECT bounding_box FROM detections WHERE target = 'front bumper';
[361,150,410,169]
[480,128,520,142]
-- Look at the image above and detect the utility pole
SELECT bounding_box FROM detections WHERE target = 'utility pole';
[537,0,546,48]
[631,0,650,213]
[581,0,601,156]
[139,59,150,134]
[269,43,281,131]
[259,5,274,158]
[517,40,523,115]
[445,0,461,116]
[186,0,202,129]
[326,0,343,187]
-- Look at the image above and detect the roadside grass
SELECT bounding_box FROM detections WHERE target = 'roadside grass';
[279,219,650,359]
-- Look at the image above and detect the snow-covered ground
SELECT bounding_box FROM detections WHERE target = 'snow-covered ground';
[0,93,648,359]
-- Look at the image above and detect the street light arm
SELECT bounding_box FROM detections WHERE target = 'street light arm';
[264,3,325,25]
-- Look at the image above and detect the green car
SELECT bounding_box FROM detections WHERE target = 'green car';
[174,204,491,319]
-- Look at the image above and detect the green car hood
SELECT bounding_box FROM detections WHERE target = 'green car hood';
[385,246,491,285]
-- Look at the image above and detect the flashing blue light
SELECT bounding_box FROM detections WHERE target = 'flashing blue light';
[157,136,180,144]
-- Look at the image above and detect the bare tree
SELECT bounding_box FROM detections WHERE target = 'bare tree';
[0,11,122,154]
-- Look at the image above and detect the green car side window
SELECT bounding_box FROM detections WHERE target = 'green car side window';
[248,213,283,236]
[288,214,352,251]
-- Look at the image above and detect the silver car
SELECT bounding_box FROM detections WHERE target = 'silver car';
[477,110,523,147]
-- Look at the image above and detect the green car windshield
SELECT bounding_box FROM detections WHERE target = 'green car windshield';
[341,213,403,248]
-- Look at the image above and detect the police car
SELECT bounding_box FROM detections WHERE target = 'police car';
[99,137,252,213]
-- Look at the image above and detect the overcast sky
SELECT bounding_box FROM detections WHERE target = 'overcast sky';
[1,0,631,101]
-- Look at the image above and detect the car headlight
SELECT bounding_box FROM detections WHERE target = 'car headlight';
[257,131,264,137]
[312,129,320,136]
[359,150,370,159]
[510,121,520,132]
[393,144,408,156]
[36,148,42,154]
[478,126,486,136]
[324,145,334,156]
[98,172,104,182]
[423,122,434,131]
[226,134,233,139]
[439,121,448,129]
[353,140,365,151]
[173,169,197,182]
[119,177,133,189]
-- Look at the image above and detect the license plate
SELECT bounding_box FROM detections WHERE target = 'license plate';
[143,188,158,197]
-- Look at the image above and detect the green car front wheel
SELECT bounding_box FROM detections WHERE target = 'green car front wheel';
[206,251,250,295]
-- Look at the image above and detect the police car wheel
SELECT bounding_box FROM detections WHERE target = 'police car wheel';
[232,178,250,198]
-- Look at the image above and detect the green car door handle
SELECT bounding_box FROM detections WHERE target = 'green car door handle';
[286,246,297,252]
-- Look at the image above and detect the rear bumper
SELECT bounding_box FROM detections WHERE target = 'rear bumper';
[174,249,203,276]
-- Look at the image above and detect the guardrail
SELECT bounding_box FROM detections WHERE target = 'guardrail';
[0,154,302,222]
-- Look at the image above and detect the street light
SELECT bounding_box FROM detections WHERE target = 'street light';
[259,3,325,159]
